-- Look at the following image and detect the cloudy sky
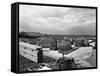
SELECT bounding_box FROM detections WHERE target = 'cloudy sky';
[19,5,96,35]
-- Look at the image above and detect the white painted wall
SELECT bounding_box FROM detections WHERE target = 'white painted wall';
[0,0,99,76]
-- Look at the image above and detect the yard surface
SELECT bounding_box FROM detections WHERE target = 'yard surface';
[19,41,96,72]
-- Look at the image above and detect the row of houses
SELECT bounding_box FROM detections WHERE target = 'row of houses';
[20,36,95,53]
[36,37,92,52]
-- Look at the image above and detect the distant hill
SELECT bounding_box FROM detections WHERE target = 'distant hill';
[19,32,44,38]
[48,34,96,38]
[19,31,96,39]
[25,32,43,36]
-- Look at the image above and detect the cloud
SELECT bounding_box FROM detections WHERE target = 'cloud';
[19,5,96,35]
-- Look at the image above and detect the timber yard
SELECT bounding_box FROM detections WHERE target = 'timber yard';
[19,32,96,72]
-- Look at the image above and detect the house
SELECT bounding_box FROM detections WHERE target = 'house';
[57,39,72,52]
[37,37,54,48]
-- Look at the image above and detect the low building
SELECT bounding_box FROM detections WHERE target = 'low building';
[74,38,89,47]
[57,40,72,53]
[37,37,54,48]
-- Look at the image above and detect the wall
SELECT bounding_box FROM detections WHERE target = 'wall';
[0,0,99,76]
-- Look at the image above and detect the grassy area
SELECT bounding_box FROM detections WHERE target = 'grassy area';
[19,54,56,72]
[19,55,40,72]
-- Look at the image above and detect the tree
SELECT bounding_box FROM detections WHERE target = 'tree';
[19,31,27,38]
